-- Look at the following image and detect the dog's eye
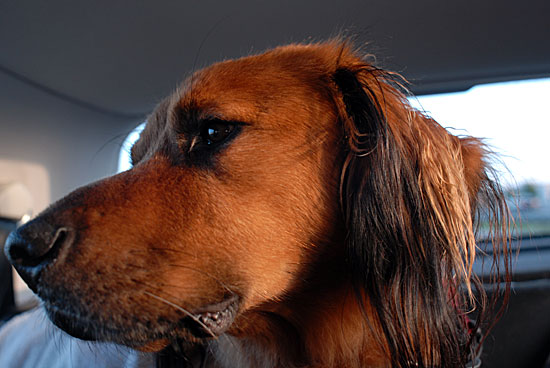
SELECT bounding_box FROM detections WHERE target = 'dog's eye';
[201,121,236,146]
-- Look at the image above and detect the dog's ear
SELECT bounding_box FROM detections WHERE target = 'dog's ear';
[332,62,509,367]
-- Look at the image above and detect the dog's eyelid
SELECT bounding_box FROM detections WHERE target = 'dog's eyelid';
[181,119,247,160]
[198,119,245,147]
[199,118,250,127]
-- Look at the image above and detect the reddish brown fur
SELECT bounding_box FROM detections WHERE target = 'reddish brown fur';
[7,41,510,367]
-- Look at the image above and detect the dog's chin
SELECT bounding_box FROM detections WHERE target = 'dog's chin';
[43,294,241,350]
[45,306,128,343]
[48,309,91,340]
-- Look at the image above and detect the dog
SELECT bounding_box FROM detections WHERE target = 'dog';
[4,41,510,367]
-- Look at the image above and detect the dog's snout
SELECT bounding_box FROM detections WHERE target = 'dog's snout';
[4,219,73,289]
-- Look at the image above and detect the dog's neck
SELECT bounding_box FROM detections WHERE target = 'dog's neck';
[205,248,389,368]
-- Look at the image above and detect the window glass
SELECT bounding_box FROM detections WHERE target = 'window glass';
[410,78,550,237]
[118,123,145,173]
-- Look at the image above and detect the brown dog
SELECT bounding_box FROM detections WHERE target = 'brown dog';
[5,41,510,367]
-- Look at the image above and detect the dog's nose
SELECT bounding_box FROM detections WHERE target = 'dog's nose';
[4,219,73,290]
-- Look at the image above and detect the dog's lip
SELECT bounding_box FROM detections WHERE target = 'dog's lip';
[43,301,170,345]
[185,294,240,338]
[42,294,241,346]
[193,293,239,314]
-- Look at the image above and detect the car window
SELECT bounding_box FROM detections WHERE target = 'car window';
[118,123,145,173]
[410,78,550,238]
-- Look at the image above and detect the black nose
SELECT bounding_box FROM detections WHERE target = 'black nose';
[4,219,74,291]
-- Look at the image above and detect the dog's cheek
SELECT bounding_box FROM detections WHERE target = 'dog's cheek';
[168,194,306,309]
[202,142,340,308]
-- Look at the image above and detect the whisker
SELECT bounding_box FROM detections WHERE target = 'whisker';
[134,278,255,337]
[143,291,217,339]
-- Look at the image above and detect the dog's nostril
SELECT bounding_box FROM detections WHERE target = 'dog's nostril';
[4,220,75,291]
[5,223,73,268]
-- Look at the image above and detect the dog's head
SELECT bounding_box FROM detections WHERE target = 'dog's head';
[4,41,509,367]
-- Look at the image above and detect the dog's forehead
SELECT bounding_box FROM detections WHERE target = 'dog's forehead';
[175,46,340,120]
[195,46,332,87]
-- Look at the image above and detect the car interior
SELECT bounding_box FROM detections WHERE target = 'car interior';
[1,1,549,367]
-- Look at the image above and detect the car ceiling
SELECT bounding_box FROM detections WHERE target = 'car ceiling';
[2,0,549,118]
[0,0,549,202]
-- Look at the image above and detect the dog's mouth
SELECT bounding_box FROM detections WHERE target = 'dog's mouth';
[186,294,240,338]
[44,294,240,348]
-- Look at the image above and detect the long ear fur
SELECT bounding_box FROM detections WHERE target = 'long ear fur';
[332,54,511,367]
